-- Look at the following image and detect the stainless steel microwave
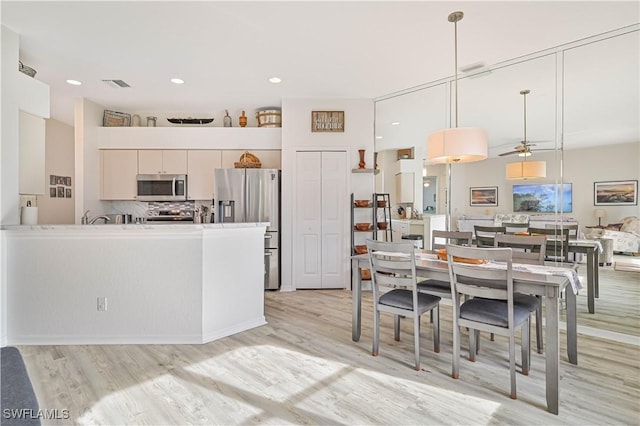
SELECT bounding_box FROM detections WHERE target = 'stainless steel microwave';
[136,174,187,201]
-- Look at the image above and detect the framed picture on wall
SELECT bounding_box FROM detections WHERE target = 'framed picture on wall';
[57,186,65,197]
[65,177,71,186]
[470,187,498,207]
[50,175,57,185]
[594,180,638,206]
[50,187,57,198]
[65,188,72,198]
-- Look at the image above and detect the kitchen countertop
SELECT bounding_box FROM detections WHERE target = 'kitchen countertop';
[1,222,269,231]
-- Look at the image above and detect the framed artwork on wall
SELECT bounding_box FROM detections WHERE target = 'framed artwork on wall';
[594,180,638,206]
[311,111,344,132]
[470,186,498,206]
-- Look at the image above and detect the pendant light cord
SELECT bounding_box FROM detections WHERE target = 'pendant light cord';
[453,17,459,128]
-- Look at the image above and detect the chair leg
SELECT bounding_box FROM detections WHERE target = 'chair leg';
[535,296,543,354]
[469,328,477,362]
[394,315,401,341]
[452,321,460,379]
[522,318,530,376]
[372,309,380,357]
[414,314,421,371]
[509,329,517,400]
[432,305,440,353]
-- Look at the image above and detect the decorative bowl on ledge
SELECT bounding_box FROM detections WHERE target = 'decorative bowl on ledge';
[354,200,370,207]
[354,245,368,254]
[355,223,371,231]
[377,222,388,230]
[377,200,387,207]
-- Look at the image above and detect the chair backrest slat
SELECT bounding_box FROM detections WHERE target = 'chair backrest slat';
[446,244,513,302]
[432,230,472,250]
[494,234,546,265]
[366,240,417,291]
[528,227,570,262]
[474,225,506,247]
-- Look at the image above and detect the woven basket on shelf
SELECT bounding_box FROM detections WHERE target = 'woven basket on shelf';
[234,151,262,168]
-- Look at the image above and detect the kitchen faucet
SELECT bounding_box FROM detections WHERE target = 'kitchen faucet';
[82,210,111,224]
[89,215,111,224]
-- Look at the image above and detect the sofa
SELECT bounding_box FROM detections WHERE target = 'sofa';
[584,216,640,255]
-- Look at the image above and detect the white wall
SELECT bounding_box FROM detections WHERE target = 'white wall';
[452,141,640,227]
[36,119,75,224]
[280,99,374,291]
[1,25,50,347]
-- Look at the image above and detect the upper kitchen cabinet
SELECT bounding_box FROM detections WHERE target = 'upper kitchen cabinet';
[101,150,137,200]
[138,150,187,174]
[221,150,282,169]
[19,111,46,195]
[187,150,222,201]
[395,172,415,204]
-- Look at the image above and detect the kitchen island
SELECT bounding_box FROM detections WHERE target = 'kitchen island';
[2,223,267,345]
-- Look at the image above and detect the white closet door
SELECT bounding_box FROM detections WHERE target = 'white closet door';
[320,151,347,288]
[294,151,323,289]
[294,150,347,289]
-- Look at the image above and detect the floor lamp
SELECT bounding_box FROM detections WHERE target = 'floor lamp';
[427,11,488,231]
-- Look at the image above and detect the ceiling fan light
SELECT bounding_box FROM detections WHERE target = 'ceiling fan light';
[506,160,546,180]
[427,127,488,164]
[518,151,532,157]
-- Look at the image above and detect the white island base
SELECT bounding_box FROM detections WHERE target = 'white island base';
[2,223,267,345]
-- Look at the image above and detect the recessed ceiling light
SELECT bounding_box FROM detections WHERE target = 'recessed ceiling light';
[391,121,400,126]
[170,78,184,84]
[269,77,282,84]
[66,79,82,86]
[375,136,383,139]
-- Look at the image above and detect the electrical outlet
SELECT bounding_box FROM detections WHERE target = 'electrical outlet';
[97,297,107,311]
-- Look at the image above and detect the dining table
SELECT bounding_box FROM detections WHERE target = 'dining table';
[351,251,580,415]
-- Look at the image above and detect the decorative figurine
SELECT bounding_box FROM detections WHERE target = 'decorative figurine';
[223,110,232,127]
[239,110,248,127]
[358,149,366,169]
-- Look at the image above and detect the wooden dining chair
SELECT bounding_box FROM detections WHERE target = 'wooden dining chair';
[446,244,537,399]
[474,225,506,247]
[418,230,473,299]
[431,230,473,250]
[495,233,547,353]
[545,223,579,261]
[528,227,571,263]
[503,222,529,235]
[366,239,441,371]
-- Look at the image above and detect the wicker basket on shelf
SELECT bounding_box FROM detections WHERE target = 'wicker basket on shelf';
[234,151,262,168]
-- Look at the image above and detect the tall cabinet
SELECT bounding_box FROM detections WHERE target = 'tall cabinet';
[294,151,347,289]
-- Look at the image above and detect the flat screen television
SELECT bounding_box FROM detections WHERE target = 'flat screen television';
[512,183,572,213]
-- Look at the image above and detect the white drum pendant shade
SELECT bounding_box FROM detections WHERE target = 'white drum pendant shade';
[427,127,488,164]
[505,160,547,180]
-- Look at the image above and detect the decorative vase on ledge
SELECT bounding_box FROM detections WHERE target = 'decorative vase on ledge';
[358,149,366,169]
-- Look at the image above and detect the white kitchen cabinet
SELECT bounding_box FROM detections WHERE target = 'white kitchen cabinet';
[395,172,415,203]
[221,150,281,169]
[294,151,347,289]
[101,150,138,200]
[19,110,46,195]
[138,149,187,174]
[187,150,222,201]
[391,220,410,243]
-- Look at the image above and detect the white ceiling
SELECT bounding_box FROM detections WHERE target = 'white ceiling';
[2,1,639,155]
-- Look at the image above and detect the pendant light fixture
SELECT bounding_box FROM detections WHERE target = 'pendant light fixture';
[506,89,547,180]
[427,11,488,230]
[427,11,488,164]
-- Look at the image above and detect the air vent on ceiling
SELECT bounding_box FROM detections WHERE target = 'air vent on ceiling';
[102,79,131,88]
[459,62,492,79]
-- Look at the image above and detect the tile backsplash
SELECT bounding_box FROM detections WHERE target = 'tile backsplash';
[109,200,215,220]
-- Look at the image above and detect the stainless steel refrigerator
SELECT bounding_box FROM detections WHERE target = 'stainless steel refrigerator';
[214,168,280,290]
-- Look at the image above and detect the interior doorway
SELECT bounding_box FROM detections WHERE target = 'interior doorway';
[422,176,437,214]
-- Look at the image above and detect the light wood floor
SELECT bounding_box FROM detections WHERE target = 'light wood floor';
[17,268,640,425]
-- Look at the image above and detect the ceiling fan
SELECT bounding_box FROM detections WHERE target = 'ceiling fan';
[498,89,553,157]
